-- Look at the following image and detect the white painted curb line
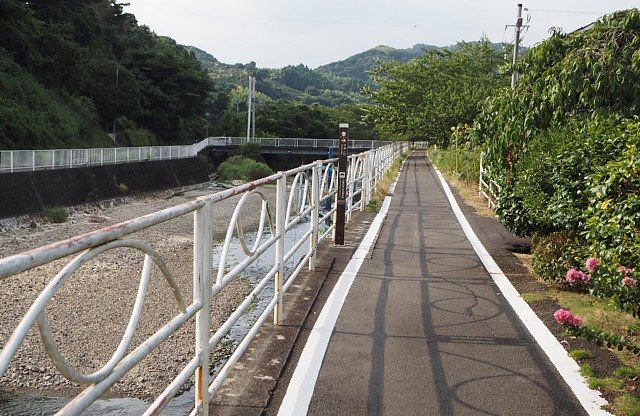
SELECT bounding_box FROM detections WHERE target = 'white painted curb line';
[434,168,611,416]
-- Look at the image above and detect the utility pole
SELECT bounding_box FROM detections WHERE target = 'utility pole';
[251,76,256,141]
[246,76,256,142]
[246,76,252,142]
[511,3,523,89]
[113,66,119,139]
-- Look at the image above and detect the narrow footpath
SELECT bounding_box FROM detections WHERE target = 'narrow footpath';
[210,152,607,416]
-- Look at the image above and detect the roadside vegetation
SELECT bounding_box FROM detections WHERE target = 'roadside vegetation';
[366,150,411,213]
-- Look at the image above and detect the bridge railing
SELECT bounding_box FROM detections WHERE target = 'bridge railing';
[0,142,408,415]
[0,146,195,173]
[203,137,392,150]
[0,138,392,173]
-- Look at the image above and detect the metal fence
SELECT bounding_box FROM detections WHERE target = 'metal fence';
[1,138,392,174]
[0,142,408,415]
[478,152,501,209]
[0,146,195,173]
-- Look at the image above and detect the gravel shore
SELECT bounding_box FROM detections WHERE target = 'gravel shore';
[0,182,277,402]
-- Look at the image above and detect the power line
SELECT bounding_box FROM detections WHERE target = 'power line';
[524,8,606,15]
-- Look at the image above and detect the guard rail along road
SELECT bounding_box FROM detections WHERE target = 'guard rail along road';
[0,137,392,173]
[0,141,408,415]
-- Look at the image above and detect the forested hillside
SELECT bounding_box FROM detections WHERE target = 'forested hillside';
[194,43,443,106]
[0,1,214,149]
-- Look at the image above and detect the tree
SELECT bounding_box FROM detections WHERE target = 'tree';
[478,9,640,177]
[363,39,508,144]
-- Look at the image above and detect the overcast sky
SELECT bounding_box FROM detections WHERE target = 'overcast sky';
[124,1,639,69]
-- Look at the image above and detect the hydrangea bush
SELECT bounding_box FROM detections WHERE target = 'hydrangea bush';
[554,257,640,354]
[560,257,640,318]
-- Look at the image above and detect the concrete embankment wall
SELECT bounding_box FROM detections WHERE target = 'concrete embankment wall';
[0,157,210,220]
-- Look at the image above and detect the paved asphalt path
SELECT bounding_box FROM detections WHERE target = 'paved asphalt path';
[284,153,588,415]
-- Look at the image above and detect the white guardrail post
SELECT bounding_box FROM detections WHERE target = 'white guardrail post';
[310,161,320,271]
[362,151,371,211]
[274,173,286,325]
[194,199,213,415]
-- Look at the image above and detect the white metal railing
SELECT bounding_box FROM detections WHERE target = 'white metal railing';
[0,146,195,173]
[0,138,392,174]
[478,152,501,209]
[0,141,408,415]
[201,137,392,150]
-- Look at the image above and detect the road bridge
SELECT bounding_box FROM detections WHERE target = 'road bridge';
[0,137,390,173]
[201,137,391,158]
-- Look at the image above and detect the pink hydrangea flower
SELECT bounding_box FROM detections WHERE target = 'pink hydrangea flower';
[586,257,600,273]
[554,309,583,327]
[621,276,638,287]
[566,269,589,285]
[618,266,634,276]
[566,269,579,283]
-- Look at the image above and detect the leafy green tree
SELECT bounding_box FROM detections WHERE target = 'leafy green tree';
[478,9,640,177]
[78,59,142,131]
[478,9,640,242]
[0,0,216,148]
[364,39,508,143]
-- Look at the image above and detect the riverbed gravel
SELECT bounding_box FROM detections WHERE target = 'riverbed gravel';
[0,182,277,403]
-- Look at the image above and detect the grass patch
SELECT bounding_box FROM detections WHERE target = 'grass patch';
[42,206,69,223]
[366,150,409,212]
[580,364,625,390]
[520,292,551,302]
[614,366,640,379]
[612,394,640,416]
[569,349,594,360]
[580,363,596,378]
[588,376,625,391]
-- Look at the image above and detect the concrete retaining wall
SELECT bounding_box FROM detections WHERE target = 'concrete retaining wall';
[0,157,210,219]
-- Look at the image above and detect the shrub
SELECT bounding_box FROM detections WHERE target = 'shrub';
[494,119,583,237]
[581,120,640,266]
[43,206,68,223]
[531,231,583,282]
[238,142,264,162]
[217,155,274,182]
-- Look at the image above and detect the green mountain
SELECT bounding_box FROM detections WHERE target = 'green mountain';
[189,43,443,107]
[316,44,440,80]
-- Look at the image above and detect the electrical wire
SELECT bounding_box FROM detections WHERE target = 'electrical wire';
[524,8,605,15]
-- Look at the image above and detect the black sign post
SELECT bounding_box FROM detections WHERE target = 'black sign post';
[335,123,348,245]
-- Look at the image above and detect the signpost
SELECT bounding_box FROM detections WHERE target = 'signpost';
[335,123,348,245]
